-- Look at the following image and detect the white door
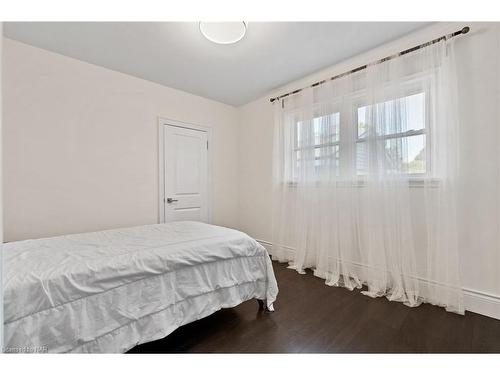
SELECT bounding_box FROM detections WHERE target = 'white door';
[163,125,208,222]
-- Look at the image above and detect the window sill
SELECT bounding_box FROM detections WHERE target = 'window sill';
[283,178,442,189]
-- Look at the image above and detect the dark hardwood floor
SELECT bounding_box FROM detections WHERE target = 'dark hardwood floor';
[128,261,500,353]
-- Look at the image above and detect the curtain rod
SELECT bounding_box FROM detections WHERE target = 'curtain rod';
[269,26,470,103]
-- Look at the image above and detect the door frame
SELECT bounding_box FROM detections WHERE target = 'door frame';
[158,117,213,224]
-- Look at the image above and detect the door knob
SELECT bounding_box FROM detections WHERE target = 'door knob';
[166,198,179,203]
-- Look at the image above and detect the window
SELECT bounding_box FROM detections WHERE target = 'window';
[287,91,428,182]
[292,112,340,180]
[356,92,426,175]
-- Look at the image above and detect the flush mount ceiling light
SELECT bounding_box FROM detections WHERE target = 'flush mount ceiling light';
[199,22,247,44]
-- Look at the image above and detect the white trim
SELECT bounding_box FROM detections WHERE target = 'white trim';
[258,239,500,320]
[158,117,213,224]
[463,288,500,320]
[256,239,272,253]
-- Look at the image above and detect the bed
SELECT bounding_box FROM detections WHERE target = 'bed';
[3,221,278,353]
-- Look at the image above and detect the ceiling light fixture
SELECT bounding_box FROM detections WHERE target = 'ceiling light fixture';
[199,22,247,45]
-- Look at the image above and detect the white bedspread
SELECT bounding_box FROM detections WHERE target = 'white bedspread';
[3,221,278,353]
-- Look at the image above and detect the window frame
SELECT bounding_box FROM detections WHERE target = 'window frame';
[353,86,431,179]
[293,112,341,169]
[282,75,435,186]
[285,105,342,183]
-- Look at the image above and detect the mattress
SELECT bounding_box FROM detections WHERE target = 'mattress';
[3,221,278,353]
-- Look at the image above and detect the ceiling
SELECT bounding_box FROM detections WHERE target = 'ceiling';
[3,22,431,106]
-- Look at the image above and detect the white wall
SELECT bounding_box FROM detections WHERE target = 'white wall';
[238,22,500,318]
[2,38,240,241]
[238,96,274,242]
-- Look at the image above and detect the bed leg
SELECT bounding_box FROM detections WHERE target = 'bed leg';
[257,299,275,312]
[257,299,265,310]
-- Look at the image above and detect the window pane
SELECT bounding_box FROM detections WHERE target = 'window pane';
[314,146,340,169]
[295,147,339,167]
[356,142,367,175]
[293,146,340,179]
[296,112,340,148]
[358,92,425,139]
[314,113,340,145]
[384,134,426,174]
[405,134,426,174]
[358,106,368,139]
[356,135,426,175]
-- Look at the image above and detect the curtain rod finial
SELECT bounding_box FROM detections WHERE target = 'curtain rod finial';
[462,26,470,34]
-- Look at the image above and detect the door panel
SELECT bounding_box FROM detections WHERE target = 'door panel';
[164,125,208,222]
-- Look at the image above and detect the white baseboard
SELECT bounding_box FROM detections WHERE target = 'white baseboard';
[256,239,272,253]
[256,239,500,320]
[463,288,500,320]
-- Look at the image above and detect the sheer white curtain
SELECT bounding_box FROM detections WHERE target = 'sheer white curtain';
[272,38,464,313]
